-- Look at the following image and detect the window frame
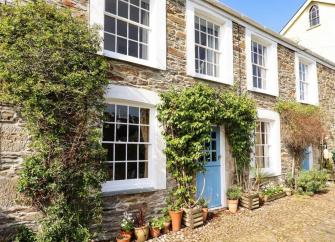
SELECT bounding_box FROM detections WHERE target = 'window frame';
[251,109,281,176]
[186,0,233,85]
[246,30,279,96]
[90,0,166,70]
[295,53,319,105]
[102,85,166,194]
[254,121,271,169]
[309,5,320,28]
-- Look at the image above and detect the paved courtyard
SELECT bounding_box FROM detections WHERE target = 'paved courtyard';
[153,184,335,242]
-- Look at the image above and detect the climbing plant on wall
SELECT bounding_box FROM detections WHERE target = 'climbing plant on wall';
[0,2,108,241]
[157,84,257,207]
[276,101,328,184]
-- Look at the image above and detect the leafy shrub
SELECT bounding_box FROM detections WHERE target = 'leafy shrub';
[297,170,329,195]
[0,1,108,241]
[226,186,242,200]
[14,226,36,242]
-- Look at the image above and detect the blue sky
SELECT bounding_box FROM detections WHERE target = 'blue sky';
[219,0,306,32]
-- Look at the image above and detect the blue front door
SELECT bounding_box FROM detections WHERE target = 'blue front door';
[196,127,221,208]
[302,148,311,170]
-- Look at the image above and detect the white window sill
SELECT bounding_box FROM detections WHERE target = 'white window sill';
[190,73,233,85]
[102,187,159,197]
[102,178,155,194]
[250,168,281,178]
[103,50,166,71]
[297,99,319,106]
[307,24,321,31]
[249,87,278,97]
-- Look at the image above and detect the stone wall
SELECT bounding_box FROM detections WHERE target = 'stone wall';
[1,0,335,241]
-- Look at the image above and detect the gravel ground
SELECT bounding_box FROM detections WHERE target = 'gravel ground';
[150,184,335,242]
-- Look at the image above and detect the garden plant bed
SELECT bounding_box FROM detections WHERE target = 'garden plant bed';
[263,191,286,203]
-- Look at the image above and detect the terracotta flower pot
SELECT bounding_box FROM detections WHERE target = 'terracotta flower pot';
[162,221,171,234]
[150,227,161,238]
[134,225,149,242]
[116,234,131,242]
[228,199,239,213]
[120,230,133,238]
[169,210,183,232]
[202,207,209,221]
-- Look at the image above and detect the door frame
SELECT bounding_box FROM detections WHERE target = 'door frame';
[210,125,226,210]
[219,126,227,208]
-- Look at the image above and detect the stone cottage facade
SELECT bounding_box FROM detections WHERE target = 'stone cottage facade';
[1,0,335,240]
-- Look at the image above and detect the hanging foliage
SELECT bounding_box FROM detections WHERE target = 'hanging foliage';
[276,101,329,183]
[157,84,256,207]
[0,1,108,241]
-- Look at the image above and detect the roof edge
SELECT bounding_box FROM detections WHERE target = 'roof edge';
[203,0,335,70]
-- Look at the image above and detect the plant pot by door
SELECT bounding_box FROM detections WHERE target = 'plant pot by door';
[169,210,183,232]
[134,225,149,242]
[202,208,209,221]
[150,227,161,238]
[116,234,131,242]
[228,199,239,213]
[162,221,171,234]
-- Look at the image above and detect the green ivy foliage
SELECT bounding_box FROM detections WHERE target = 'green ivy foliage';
[0,1,108,241]
[157,84,256,207]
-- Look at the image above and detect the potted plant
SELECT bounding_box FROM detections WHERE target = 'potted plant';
[149,217,164,238]
[116,234,131,242]
[198,198,209,221]
[134,207,149,242]
[226,186,242,213]
[166,194,184,232]
[120,212,134,238]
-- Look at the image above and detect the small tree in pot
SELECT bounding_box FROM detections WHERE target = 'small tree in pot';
[166,192,183,232]
[226,186,242,213]
[134,208,149,242]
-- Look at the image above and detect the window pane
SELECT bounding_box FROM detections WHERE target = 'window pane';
[104,33,115,52]
[116,124,127,142]
[139,162,148,178]
[140,10,149,26]
[118,0,128,18]
[115,144,126,161]
[129,24,139,41]
[130,5,140,23]
[115,162,126,180]
[141,0,150,10]
[127,162,137,179]
[139,144,148,160]
[139,28,148,43]
[128,40,139,58]
[103,123,115,141]
[127,144,138,160]
[117,37,127,55]
[139,44,148,59]
[129,125,139,142]
[105,0,116,14]
[129,107,139,123]
[117,20,127,37]
[106,163,114,180]
[104,104,115,122]
[140,126,149,142]
[116,105,128,123]
[140,108,150,124]
[105,16,115,34]
[103,143,114,161]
